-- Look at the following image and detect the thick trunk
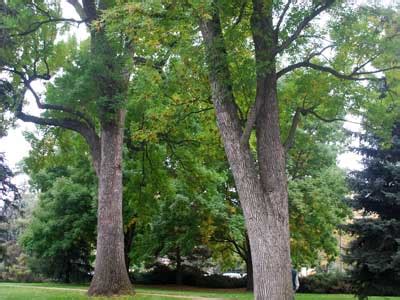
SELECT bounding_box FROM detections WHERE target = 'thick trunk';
[88,110,133,296]
[200,9,293,300]
[253,73,292,299]
[251,0,293,297]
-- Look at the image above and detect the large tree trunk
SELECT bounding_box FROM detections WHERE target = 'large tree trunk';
[88,110,133,296]
[200,8,293,300]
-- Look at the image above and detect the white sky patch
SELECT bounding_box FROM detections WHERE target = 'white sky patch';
[337,115,363,171]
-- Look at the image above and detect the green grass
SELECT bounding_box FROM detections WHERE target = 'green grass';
[1,283,400,300]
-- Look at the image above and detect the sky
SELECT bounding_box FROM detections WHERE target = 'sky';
[0,0,379,186]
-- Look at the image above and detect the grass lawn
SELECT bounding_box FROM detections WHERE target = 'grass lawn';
[1,283,400,300]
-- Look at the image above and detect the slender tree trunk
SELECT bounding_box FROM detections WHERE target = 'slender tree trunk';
[65,260,71,284]
[200,9,293,300]
[88,110,133,296]
[124,224,135,276]
[245,237,253,291]
[176,247,183,285]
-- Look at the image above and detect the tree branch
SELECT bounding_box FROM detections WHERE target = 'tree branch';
[233,0,248,27]
[275,0,335,55]
[240,98,261,147]
[12,17,86,37]
[277,61,400,80]
[283,108,301,152]
[304,109,361,126]
[2,66,96,130]
[66,0,87,20]
[275,0,292,33]
[15,94,101,175]
[24,81,96,130]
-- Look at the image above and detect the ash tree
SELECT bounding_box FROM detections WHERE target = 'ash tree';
[344,123,400,299]
[0,0,140,295]
[197,2,399,299]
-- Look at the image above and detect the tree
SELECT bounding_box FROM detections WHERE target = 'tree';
[20,130,97,283]
[104,3,395,297]
[344,123,400,299]
[0,153,21,272]
[0,0,134,294]
[196,2,399,299]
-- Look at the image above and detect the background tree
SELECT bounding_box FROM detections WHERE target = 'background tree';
[20,130,97,283]
[344,122,400,299]
[0,153,23,278]
[343,12,400,296]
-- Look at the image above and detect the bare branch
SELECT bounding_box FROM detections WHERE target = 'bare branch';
[305,110,362,126]
[233,0,248,27]
[350,52,381,75]
[277,61,400,80]
[283,108,301,152]
[275,0,335,55]
[66,0,87,20]
[2,66,96,130]
[176,107,214,122]
[275,0,292,33]
[240,98,262,147]
[14,91,100,175]
[277,44,333,77]
[24,81,96,130]
[12,17,86,37]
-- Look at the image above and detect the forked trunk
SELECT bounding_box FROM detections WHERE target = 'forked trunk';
[200,11,293,300]
[88,110,133,296]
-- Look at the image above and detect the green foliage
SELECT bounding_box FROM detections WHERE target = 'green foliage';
[20,131,97,283]
[289,167,350,268]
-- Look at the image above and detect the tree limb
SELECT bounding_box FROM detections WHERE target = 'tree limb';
[15,94,101,175]
[24,80,96,130]
[233,0,248,27]
[283,108,301,152]
[66,0,87,20]
[277,61,400,80]
[2,66,96,130]
[275,0,292,33]
[12,17,86,37]
[275,0,335,55]
[240,98,261,147]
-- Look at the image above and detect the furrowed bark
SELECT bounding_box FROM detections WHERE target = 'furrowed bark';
[200,5,292,299]
[251,1,292,299]
[88,110,133,296]
[84,0,133,294]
